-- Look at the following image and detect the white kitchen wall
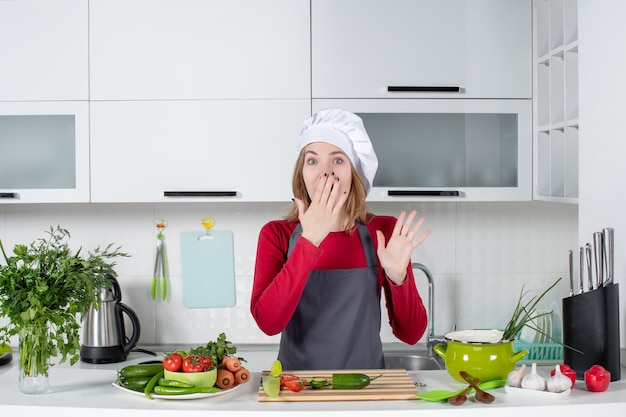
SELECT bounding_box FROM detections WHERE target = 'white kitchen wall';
[0,200,577,349]
[578,0,626,350]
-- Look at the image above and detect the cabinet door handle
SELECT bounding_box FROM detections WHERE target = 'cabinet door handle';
[388,190,460,197]
[387,86,461,92]
[163,191,238,197]
[0,192,18,199]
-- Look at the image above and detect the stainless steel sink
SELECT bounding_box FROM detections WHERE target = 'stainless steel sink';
[383,352,444,370]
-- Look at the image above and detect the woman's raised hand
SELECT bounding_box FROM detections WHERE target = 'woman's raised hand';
[376,210,430,285]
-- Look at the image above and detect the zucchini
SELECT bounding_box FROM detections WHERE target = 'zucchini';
[118,363,164,379]
[331,373,382,390]
[118,376,152,392]
[153,385,222,395]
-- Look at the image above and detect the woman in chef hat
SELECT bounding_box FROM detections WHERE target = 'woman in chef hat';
[250,109,429,370]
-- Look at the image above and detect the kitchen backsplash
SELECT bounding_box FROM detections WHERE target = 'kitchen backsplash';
[0,201,577,348]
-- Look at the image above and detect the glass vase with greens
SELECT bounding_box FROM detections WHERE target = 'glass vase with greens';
[0,226,128,394]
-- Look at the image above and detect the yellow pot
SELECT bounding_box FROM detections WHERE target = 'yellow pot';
[433,329,528,383]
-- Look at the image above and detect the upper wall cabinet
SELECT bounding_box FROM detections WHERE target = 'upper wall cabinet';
[0,0,88,101]
[89,0,311,100]
[90,100,310,203]
[312,0,532,99]
[0,101,90,203]
[533,0,579,203]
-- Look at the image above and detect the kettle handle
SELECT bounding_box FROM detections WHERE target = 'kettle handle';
[116,303,141,353]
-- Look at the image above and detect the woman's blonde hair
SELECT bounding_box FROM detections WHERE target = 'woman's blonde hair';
[285,150,372,233]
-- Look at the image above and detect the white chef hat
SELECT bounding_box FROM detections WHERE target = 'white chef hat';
[297,108,378,194]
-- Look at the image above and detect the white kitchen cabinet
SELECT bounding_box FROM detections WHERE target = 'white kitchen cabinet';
[90,100,310,203]
[312,0,532,99]
[0,0,88,101]
[89,0,310,101]
[0,101,90,203]
[313,99,532,202]
[533,0,579,203]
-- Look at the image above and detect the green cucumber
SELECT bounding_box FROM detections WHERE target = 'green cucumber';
[118,363,164,379]
[307,377,330,389]
[331,373,382,390]
[153,385,222,395]
[118,376,152,392]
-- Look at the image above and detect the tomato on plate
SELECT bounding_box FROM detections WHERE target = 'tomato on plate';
[197,355,212,369]
[162,352,183,372]
[182,355,207,373]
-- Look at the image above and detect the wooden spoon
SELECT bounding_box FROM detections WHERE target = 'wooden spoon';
[447,378,478,406]
[459,371,496,404]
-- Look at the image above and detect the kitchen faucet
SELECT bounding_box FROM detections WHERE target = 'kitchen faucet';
[412,262,446,367]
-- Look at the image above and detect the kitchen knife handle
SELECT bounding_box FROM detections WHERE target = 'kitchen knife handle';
[579,247,584,294]
[568,249,574,296]
[593,232,604,289]
[603,228,614,286]
[585,243,593,291]
[387,86,461,92]
[0,192,17,199]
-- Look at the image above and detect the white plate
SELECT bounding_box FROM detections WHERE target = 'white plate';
[112,382,241,400]
[505,385,571,400]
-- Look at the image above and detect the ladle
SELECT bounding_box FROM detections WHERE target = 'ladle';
[460,371,496,403]
[447,378,478,406]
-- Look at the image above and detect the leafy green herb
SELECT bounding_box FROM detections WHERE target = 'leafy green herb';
[188,332,244,367]
[0,226,129,377]
[501,277,562,342]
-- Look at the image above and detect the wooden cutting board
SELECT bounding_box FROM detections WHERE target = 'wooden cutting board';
[257,369,418,402]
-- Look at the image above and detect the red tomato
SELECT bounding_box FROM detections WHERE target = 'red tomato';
[584,365,611,392]
[284,378,305,392]
[280,374,300,387]
[162,352,183,372]
[550,364,577,388]
[182,355,207,373]
[197,355,212,369]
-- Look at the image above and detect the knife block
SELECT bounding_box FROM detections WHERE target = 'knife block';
[562,283,620,381]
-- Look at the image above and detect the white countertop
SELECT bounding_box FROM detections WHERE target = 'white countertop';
[1,348,625,417]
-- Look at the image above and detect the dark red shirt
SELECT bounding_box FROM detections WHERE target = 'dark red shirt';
[250,215,428,344]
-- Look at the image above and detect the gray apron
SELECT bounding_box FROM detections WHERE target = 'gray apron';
[277,222,384,370]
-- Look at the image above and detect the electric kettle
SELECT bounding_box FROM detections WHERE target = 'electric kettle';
[80,272,141,363]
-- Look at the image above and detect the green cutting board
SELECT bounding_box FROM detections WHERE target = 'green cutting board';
[180,230,236,308]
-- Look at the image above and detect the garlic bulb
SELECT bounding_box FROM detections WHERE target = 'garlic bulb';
[506,363,527,387]
[547,364,572,393]
[521,362,547,391]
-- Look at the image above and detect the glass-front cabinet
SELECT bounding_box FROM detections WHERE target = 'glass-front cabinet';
[0,102,90,203]
[313,99,532,201]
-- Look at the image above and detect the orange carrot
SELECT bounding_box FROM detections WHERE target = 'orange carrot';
[221,355,241,372]
[234,367,251,384]
[216,368,235,389]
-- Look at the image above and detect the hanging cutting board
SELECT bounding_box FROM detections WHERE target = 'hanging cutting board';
[257,369,418,402]
[180,230,235,308]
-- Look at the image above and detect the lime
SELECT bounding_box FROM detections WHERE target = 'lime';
[262,375,281,398]
[269,359,282,377]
